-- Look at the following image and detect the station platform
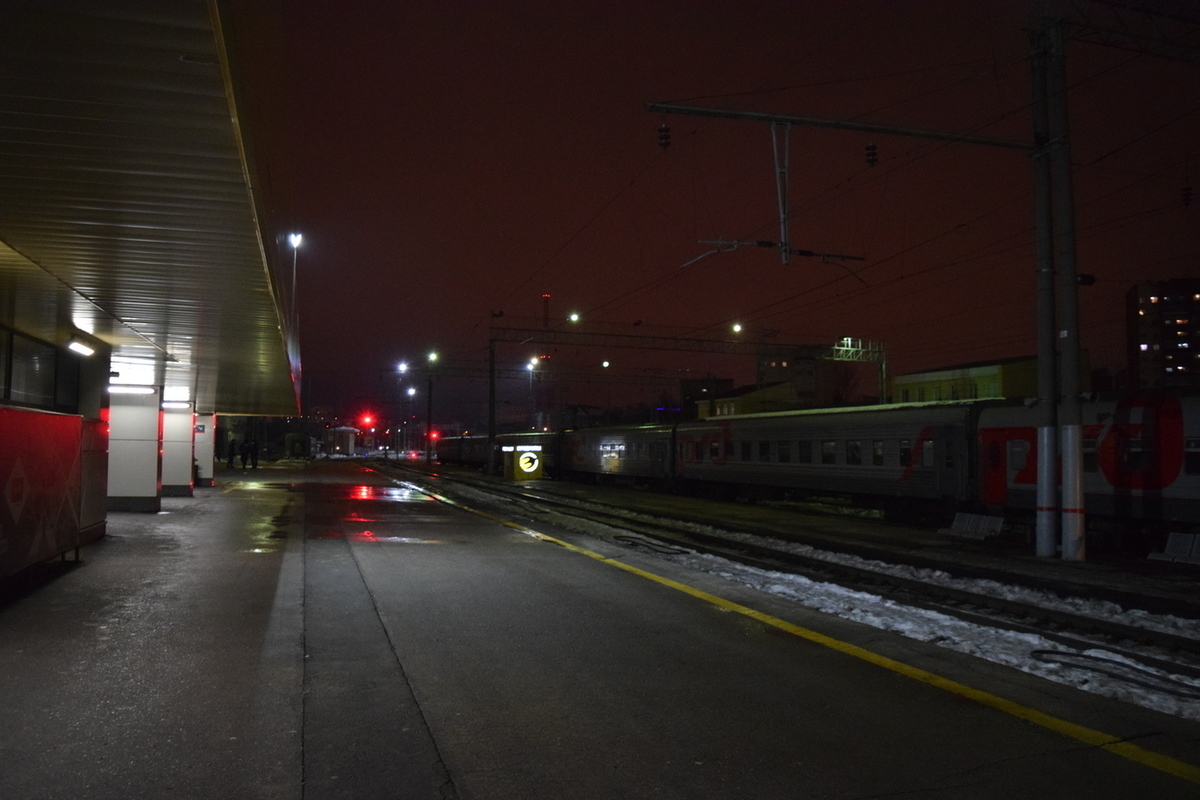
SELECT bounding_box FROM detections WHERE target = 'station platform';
[2,459,1199,799]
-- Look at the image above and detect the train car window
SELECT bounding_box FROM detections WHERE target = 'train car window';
[1008,440,1028,471]
[695,442,704,461]
[798,440,812,463]
[845,440,862,465]
[899,440,912,467]
[1083,439,1098,473]
[741,441,752,461]
[872,440,884,466]
[1124,439,1148,472]
[759,441,771,462]
[1185,439,1200,475]
[0,328,8,398]
[923,440,935,467]
[944,443,954,469]
[821,440,836,465]
[10,331,57,408]
[709,441,721,459]
[777,441,791,463]
[724,439,734,459]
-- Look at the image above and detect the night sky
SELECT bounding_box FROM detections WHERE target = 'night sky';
[236,1,1198,427]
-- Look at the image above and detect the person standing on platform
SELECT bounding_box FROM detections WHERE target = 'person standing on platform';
[226,439,236,468]
[250,440,259,469]
[239,440,250,470]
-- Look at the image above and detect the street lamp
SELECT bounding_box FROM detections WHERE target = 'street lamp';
[405,386,416,453]
[425,351,438,464]
[288,232,302,332]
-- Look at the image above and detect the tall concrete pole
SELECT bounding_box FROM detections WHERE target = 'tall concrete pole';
[488,339,497,474]
[1048,20,1086,561]
[1031,25,1059,558]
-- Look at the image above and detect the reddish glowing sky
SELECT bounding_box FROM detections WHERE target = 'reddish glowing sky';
[239,0,1199,424]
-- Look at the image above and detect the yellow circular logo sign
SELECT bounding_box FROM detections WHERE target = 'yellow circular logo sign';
[518,452,541,473]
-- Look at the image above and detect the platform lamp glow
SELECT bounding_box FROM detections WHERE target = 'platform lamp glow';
[67,337,95,357]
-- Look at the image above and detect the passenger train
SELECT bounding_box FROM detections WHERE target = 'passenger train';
[436,393,1200,553]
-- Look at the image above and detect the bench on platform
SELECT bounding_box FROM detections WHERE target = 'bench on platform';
[939,512,1004,540]
[1147,532,1200,565]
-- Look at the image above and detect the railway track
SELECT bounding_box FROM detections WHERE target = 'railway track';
[375,463,1200,693]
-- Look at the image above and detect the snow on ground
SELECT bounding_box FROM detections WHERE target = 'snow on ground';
[411,478,1200,722]
[665,550,1200,722]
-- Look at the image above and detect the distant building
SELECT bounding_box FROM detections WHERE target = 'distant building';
[890,357,1038,403]
[696,382,804,418]
[1126,279,1200,391]
[681,377,735,417]
[323,426,358,457]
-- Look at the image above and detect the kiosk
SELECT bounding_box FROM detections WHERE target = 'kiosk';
[502,444,544,481]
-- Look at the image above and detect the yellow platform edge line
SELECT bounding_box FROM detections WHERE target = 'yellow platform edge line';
[441,500,1200,786]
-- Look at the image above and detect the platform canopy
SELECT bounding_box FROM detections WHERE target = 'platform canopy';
[0,0,298,415]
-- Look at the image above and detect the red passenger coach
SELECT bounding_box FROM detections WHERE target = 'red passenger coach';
[977,393,1199,539]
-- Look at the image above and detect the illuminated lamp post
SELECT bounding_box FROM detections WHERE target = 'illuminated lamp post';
[288,232,302,332]
[395,361,408,455]
[527,357,541,428]
[406,386,416,453]
[425,351,438,464]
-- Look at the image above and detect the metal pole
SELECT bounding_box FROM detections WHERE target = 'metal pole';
[291,246,297,332]
[1049,20,1086,561]
[1032,24,1059,558]
[771,122,791,264]
[878,353,888,403]
[425,373,434,465]
[488,339,497,474]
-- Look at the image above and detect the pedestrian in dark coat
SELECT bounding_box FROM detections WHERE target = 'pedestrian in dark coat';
[250,440,260,469]
[240,440,250,470]
[226,439,236,468]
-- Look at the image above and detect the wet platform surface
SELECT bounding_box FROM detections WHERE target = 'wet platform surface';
[2,459,1198,799]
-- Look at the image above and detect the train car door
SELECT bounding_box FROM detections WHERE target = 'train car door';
[937,431,964,500]
[978,426,1037,508]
